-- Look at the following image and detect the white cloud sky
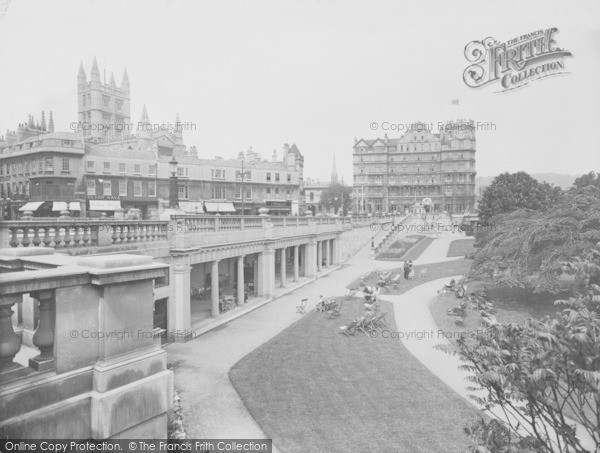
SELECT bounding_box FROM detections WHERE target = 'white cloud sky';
[0,0,599,181]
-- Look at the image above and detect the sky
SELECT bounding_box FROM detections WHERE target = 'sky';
[0,0,599,182]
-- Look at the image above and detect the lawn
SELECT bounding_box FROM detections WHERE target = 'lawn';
[401,236,436,260]
[430,281,569,339]
[446,238,476,257]
[348,259,472,295]
[229,297,480,453]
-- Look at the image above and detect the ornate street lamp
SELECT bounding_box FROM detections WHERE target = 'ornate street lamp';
[169,156,179,209]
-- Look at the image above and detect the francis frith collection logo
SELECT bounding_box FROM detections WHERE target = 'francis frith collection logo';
[463,28,572,93]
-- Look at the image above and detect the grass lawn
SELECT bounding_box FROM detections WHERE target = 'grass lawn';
[230,297,480,453]
[401,236,436,261]
[376,234,431,261]
[348,259,472,295]
[446,238,476,257]
[430,281,568,339]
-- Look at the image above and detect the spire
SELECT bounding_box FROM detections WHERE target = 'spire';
[28,114,34,128]
[139,104,150,125]
[40,111,46,131]
[175,113,181,131]
[121,68,130,91]
[109,71,116,88]
[90,57,100,82]
[78,61,86,80]
[48,112,55,133]
[331,154,338,183]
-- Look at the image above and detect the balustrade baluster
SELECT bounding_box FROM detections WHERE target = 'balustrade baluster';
[72,227,82,246]
[53,227,62,247]
[43,228,52,247]
[32,227,42,247]
[0,298,22,374]
[29,290,55,371]
[21,227,31,247]
[63,226,72,247]
[126,225,133,242]
[82,227,91,245]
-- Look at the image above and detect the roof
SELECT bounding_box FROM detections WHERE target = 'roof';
[18,131,80,145]
[86,145,156,160]
[158,155,289,170]
[288,143,303,157]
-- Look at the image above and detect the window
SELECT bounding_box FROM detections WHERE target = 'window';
[235,185,241,199]
[275,188,280,197]
[286,189,291,197]
[245,187,252,200]
[87,179,96,196]
[275,173,280,182]
[103,162,111,173]
[134,164,141,175]
[119,163,126,173]
[179,185,189,199]
[149,181,156,197]
[62,158,70,172]
[45,158,53,171]
[87,161,95,172]
[286,174,291,182]
[17,162,22,174]
[38,160,43,172]
[24,162,29,173]
[211,169,225,179]
[266,172,271,181]
[309,192,314,202]
[116,99,123,112]
[102,95,110,108]
[119,180,127,196]
[177,167,184,177]
[133,180,142,196]
[149,164,157,176]
[103,180,112,195]
[212,186,224,200]
[266,187,271,196]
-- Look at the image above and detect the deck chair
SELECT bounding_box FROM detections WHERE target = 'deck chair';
[296,298,308,315]
[339,317,362,336]
[346,288,358,300]
[357,315,375,336]
[419,268,428,278]
[375,312,388,329]
[327,300,343,318]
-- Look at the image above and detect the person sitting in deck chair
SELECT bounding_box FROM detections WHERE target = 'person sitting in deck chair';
[363,286,373,302]
[455,283,466,299]
[439,278,456,293]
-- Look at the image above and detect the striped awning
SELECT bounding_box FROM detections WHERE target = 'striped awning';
[205,202,236,213]
[19,201,45,212]
[179,201,204,214]
[52,201,69,212]
[69,201,81,211]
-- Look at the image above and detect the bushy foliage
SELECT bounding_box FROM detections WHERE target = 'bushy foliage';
[470,190,600,292]
[478,172,562,224]
[319,183,353,215]
[439,243,600,452]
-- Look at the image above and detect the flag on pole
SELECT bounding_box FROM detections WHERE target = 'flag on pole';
[451,99,459,105]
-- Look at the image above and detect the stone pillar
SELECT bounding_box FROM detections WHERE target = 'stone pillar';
[325,239,331,267]
[257,248,275,297]
[211,260,220,316]
[332,236,341,264]
[293,245,299,281]
[20,293,38,347]
[280,247,287,287]
[316,240,322,272]
[237,255,245,305]
[29,290,55,371]
[172,263,191,334]
[305,239,317,278]
[253,259,258,296]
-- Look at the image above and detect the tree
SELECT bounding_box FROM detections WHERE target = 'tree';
[439,242,600,452]
[571,171,600,193]
[478,172,562,224]
[471,189,600,292]
[320,183,352,215]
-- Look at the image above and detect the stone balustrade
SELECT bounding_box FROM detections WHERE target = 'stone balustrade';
[0,250,172,438]
[0,215,388,252]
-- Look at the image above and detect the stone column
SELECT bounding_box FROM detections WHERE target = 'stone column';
[172,263,191,334]
[253,259,258,296]
[20,293,38,347]
[316,241,322,272]
[211,260,220,316]
[237,255,245,305]
[305,239,317,278]
[293,245,299,281]
[332,235,341,264]
[258,248,275,297]
[325,239,331,267]
[280,247,287,287]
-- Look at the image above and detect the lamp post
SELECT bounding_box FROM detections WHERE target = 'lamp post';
[169,156,179,209]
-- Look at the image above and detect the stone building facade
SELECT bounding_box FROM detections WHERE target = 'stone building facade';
[352,120,477,214]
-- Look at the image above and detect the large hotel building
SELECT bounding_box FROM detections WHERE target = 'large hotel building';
[352,120,476,214]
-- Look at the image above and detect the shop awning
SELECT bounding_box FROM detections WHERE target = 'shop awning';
[179,201,204,214]
[18,201,45,212]
[52,201,69,212]
[89,199,122,211]
[69,201,81,211]
[205,202,236,213]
